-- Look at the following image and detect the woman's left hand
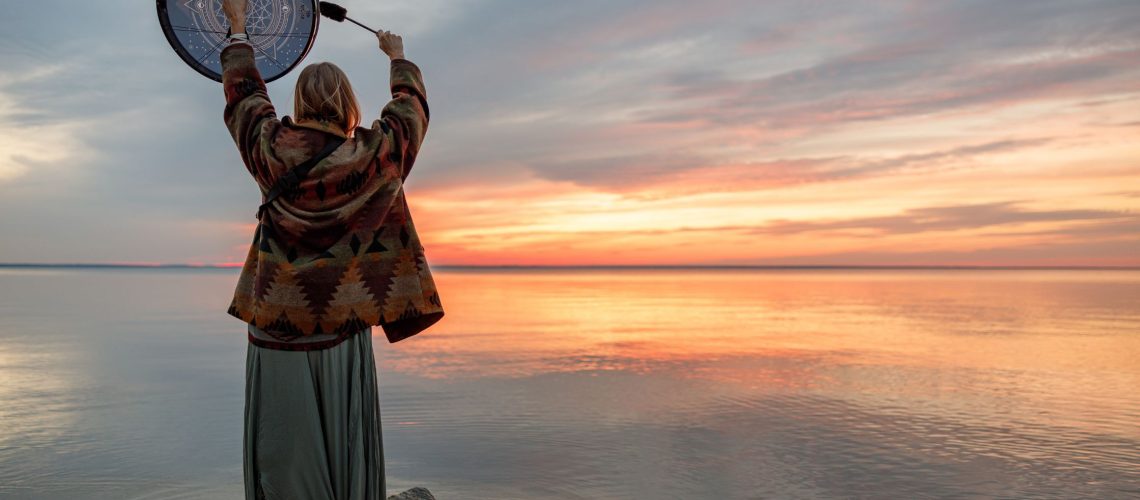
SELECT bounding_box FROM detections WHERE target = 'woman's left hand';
[222,0,248,31]
[376,30,405,60]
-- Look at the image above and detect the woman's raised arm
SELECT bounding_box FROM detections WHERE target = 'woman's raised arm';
[220,0,282,189]
[372,31,429,182]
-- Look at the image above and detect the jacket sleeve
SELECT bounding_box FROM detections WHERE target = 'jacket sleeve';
[221,43,281,190]
[371,58,429,182]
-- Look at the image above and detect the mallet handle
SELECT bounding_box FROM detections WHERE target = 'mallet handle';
[346,16,377,33]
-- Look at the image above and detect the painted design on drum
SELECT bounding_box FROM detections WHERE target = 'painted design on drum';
[160,0,316,82]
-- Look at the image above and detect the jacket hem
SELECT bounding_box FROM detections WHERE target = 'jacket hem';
[381,311,444,343]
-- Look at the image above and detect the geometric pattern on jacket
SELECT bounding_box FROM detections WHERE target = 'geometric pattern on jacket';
[220,43,444,344]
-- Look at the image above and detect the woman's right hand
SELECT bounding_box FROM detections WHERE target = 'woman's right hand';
[222,0,247,32]
[377,30,405,60]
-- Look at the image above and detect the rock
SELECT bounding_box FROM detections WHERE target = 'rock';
[387,486,436,500]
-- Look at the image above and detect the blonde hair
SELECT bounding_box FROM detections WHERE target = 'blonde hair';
[293,62,361,133]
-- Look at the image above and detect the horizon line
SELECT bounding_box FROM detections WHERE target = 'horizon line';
[1,262,1138,271]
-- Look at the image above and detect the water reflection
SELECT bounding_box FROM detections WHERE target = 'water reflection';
[398,269,1140,374]
[0,268,1137,499]
[387,270,1140,435]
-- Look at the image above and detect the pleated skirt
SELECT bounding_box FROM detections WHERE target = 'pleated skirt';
[244,327,385,500]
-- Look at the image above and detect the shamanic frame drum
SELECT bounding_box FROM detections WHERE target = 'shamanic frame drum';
[157,0,320,82]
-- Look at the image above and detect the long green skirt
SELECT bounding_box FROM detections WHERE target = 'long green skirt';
[244,327,385,499]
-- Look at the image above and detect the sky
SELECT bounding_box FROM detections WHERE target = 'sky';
[0,0,1137,266]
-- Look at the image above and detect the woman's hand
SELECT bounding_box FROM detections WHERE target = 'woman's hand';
[223,0,248,33]
[377,30,405,60]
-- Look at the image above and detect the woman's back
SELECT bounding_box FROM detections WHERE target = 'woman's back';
[220,34,443,348]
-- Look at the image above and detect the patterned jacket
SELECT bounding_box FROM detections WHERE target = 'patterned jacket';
[220,43,443,346]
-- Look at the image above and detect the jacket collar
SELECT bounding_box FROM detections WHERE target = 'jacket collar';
[284,116,349,139]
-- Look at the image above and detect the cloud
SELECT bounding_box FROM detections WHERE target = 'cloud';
[407,0,1139,197]
[523,138,1049,196]
[643,1,1140,130]
[748,202,1137,237]
[422,201,1136,241]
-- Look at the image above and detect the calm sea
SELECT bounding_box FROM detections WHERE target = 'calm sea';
[0,267,1137,499]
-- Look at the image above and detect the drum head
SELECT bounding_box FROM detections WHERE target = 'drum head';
[157,0,319,83]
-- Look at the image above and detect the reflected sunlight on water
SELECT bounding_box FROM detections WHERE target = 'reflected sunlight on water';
[391,269,1139,433]
[0,268,1138,499]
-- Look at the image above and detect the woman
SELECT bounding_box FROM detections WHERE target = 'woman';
[219,1,444,498]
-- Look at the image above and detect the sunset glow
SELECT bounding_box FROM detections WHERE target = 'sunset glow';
[0,1,1137,266]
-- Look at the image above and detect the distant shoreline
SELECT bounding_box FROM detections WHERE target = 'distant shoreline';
[1,263,1137,271]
